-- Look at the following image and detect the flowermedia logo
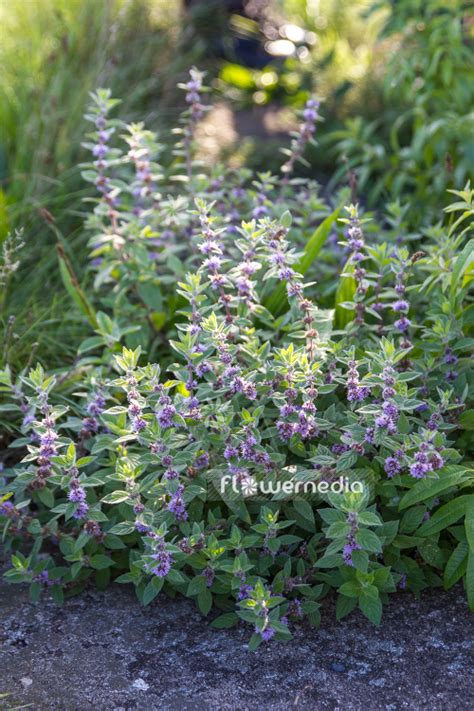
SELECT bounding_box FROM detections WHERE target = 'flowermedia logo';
[220,474,364,498]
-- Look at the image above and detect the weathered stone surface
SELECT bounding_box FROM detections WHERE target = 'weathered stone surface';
[1,580,473,710]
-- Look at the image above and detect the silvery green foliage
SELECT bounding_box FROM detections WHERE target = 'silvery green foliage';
[1,73,473,648]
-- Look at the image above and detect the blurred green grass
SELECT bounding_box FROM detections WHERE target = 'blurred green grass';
[2,0,470,370]
[0,0,202,367]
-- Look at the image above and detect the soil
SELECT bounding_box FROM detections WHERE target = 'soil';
[1,579,473,710]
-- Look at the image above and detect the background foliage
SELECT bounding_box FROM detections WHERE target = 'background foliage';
[0,0,473,646]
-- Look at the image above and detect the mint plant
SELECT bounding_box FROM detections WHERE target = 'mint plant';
[1,70,473,647]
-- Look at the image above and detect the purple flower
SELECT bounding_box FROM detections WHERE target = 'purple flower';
[347,386,369,402]
[40,430,58,446]
[195,452,209,469]
[68,486,86,503]
[72,501,89,519]
[331,443,350,455]
[364,427,375,444]
[34,570,52,586]
[238,583,253,600]
[203,256,222,271]
[382,401,399,418]
[375,414,389,428]
[342,512,361,566]
[252,205,268,219]
[427,413,441,431]
[195,361,211,377]
[276,420,295,440]
[258,626,275,642]
[289,599,303,618]
[394,316,411,332]
[430,451,445,470]
[280,403,295,417]
[87,392,106,417]
[135,520,150,533]
[409,461,431,478]
[342,541,360,566]
[164,468,179,480]
[92,144,108,159]
[156,404,176,429]
[243,382,257,400]
[203,567,215,587]
[443,348,458,365]
[150,542,173,578]
[168,485,188,520]
[392,300,409,312]
[128,400,142,418]
[0,500,15,516]
[224,446,239,460]
[347,360,369,402]
[384,456,402,478]
[132,417,147,432]
[270,251,286,266]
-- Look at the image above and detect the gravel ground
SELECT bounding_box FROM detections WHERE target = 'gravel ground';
[1,579,473,711]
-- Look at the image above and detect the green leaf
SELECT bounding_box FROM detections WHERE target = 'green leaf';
[297,206,342,275]
[293,499,315,528]
[336,594,357,620]
[334,258,356,328]
[459,410,474,430]
[418,495,471,537]
[103,534,126,550]
[188,575,207,596]
[357,512,382,526]
[248,632,263,651]
[355,528,382,553]
[350,549,369,572]
[101,491,130,504]
[29,581,41,602]
[166,569,188,585]
[95,567,111,590]
[280,210,292,228]
[51,585,64,604]
[36,487,54,508]
[338,581,360,598]
[444,541,468,589]
[315,553,341,568]
[143,577,163,606]
[57,244,98,328]
[450,239,473,300]
[418,538,444,568]
[400,506,426,534]
[108,521,136,535]
[90,554,115,570]
[197,588,212,616]
[466,551,474,612]
[265,205,342,315]
[359,589,382,625]
[465,498,474,550]
[399,466,470,510]
[326,521,350,538]
[210,612,239,629]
